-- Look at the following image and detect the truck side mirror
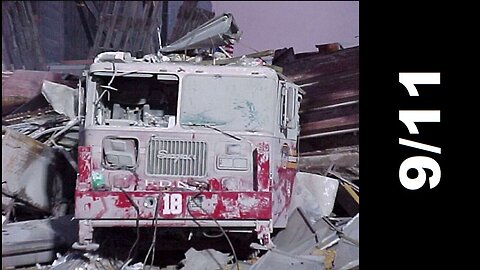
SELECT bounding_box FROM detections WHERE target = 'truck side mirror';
[286,86,296,129]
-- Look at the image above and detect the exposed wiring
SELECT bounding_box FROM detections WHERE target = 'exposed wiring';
[143,192,162,269]
[202,231,224,238]
[186,191,240,270]
[94,62,118,105]
[119,187,140,268]
[94,89,111,106]
[107,62,117,86]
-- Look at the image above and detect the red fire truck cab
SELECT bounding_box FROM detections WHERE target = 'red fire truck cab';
[74,51,303,249]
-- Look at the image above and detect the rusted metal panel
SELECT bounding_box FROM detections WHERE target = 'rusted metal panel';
[2,70,73,115]
[301,114,359,135]
[299,73,359,109]
[273,45,359,152]
[300,102,359,125]
[280,47,359,82]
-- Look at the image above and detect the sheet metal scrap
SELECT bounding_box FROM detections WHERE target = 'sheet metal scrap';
[249,249,325,270]
[2,129,57,213]
[160,13,241,54]
[41,80,78,120]
[274,208,339,255]
[180,248,232,270]
[333,214,359,270]
[288,172,339,224]
[2,216,78,268]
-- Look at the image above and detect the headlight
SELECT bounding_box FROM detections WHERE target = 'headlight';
[102,137,137,169]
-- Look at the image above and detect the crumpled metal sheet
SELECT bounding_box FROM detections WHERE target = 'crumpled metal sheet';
[2,129,56,212]
[41,80,77,120]
[288,172,339,224]
[333,214,359,270]
[250,249,325,270]
[160,13,241,53]
[180,248,232,270]
[273,208,338,255]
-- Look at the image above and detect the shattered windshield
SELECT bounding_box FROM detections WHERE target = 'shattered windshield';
[180,75,277,133]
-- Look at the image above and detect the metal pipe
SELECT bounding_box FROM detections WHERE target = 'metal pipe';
[299,128,359,139]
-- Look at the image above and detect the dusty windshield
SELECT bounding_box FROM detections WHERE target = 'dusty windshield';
[180,75,277,133]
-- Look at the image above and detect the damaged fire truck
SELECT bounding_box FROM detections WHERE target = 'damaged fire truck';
[74,49,303,252]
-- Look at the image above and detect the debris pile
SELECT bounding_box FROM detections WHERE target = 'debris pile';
[3,4,358,269]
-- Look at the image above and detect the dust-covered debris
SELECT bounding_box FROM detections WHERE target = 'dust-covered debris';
[179,248,232,270]
[41,81,78,120]
[332,214,359,270]
[2,129,57,213]
[2,215,78,268]
[288,172,340,224]
[2,129,77,221]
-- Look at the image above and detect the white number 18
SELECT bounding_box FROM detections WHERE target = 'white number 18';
[163,193,182,215]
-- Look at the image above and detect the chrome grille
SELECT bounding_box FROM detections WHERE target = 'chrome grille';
[146,139,207,176]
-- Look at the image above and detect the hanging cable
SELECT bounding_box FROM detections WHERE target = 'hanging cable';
[119,187,140,268]
[186,191,240,270]
[143,192,162,269]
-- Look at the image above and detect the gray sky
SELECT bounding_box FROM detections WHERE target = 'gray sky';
[211,1,359,56]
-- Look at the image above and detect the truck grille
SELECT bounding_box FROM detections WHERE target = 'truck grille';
[146,139,207,176]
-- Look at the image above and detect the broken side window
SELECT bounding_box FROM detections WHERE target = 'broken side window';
[92,74,179,128]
